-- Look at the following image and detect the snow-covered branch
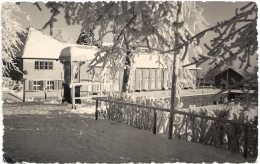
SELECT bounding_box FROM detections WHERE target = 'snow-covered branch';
[2,2,26,76]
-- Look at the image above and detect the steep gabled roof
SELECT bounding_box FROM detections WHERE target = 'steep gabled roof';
[16,28,65,59]
[214,67,244,77]
[16,28,99,60]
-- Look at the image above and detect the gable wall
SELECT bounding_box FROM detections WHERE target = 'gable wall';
[23,59,64,80]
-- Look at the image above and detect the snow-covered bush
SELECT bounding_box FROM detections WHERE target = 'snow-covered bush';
[2,77,23,92]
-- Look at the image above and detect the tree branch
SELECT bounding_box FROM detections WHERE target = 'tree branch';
[96,2,115,21]
[116,14,137,41]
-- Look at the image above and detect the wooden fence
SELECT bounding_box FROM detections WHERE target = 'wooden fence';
[92,97,257,159]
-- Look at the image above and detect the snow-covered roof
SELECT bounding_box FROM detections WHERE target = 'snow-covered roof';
[133,55,163,69]
[133,54,202,70]
[16,28,99,60]
[60,46,90,61]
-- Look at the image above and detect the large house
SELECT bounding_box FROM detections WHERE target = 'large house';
[12,27,201,100]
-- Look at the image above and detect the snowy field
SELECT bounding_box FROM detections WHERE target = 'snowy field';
[3,102,257,163]
[2,88,257,162]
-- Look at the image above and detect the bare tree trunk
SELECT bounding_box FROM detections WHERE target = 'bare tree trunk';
[168,1,182,139]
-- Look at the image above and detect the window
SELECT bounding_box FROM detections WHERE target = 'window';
[114,83,119,91]
[34,60,53,70]
[33,81,42,90]
[35,61,39,69]
[44,61,48,69]
[29,80,62,91]
[40,61,44,69]
[48,62,53,69]
[46,80,54,90]
[158,70,161,79]
[144,70,149,80]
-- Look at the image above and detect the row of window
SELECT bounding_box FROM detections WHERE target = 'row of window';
[33,81,54,90]
[29,80,63,91]
[135,70,165,80]
[86,69,166,81]
[35,61,53,70]
[28,79,167,91]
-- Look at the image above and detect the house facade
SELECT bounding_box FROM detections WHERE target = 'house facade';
[13,28,80,99]
[13,27,201,100]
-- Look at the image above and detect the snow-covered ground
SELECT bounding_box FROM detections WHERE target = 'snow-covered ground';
[131,88,221,98]
[3,102,257,163]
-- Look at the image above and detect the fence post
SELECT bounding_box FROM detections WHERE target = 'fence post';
[243,126,248,159]
[23,81,26,102]
[44,89,47,100]
[153,109,157,134]
[95,99,99,120]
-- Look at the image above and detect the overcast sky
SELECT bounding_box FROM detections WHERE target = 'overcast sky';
[15,1,258,72]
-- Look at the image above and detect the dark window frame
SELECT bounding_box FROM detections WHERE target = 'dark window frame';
[48,61,53,70]
[34,60,53,70]
[39,61,44,69]
[35,61,39,69]
[44,61,49,69]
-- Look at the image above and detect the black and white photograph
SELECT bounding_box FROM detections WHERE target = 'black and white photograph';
[2,1,258,163]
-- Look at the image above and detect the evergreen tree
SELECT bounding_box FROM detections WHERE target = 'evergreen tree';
[76,29,99,47]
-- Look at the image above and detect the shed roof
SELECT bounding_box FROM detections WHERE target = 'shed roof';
[214,67,244,77]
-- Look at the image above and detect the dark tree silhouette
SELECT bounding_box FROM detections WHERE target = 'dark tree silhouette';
[76,29,99,47]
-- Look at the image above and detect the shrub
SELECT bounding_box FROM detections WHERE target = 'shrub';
[2,77,23,92]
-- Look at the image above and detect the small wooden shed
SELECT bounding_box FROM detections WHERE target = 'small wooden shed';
[214,68,244,89]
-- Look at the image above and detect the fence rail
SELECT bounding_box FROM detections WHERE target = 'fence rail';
[92,97,257,159]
